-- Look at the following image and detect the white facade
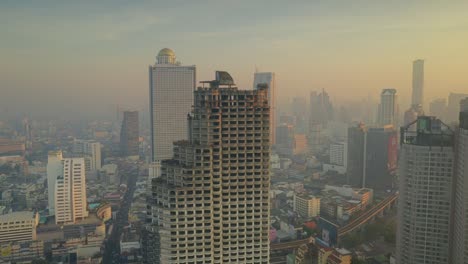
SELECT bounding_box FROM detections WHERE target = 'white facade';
[329,142,347,167]
[254,72,276,145]
[55,158,88,225]
[149,48,196,162]
[293,194,320,218]
[323,142,347,174]
[0,212,38,243]
[378,89,398,127]
[47,151,63,215]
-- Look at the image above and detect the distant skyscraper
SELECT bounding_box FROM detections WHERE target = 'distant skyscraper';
[447,92,468,122]
[47,151,63,216]
[149,48,196,162]
[120,110,139,157]
[148,72,270,263]
[347,123,367,188]
[55,158,88,225]
[453,98,468,263]
[276,123,295,156]
[254,72,276,145]
[310,89,333,125]
[411,59,424,107]
[429,98,447,119]
[309,89,334,153]
[377,88,398,127]
[347,124,397,190]
[365,127,398,190]
[292,97,307,133]
[403,104,424,126]
[397,116,454,264]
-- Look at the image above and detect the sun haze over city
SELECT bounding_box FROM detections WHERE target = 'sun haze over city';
[1,0,468,118]
[1,1,468,264]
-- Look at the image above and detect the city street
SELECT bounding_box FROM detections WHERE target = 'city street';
[103,163,139,264]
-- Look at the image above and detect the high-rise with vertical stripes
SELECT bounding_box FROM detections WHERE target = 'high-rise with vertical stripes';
[397,116,454,264]
[149,48,196,162]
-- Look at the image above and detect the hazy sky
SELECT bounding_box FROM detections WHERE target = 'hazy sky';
[1,0,468,119]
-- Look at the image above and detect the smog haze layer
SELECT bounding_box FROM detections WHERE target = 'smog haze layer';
[1,0,468,119]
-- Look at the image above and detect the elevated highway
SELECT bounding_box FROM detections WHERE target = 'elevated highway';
[268,193,398,258]
[338,193,398,237]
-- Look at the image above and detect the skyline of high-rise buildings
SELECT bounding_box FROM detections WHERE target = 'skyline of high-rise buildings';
[149,48,196,164]
[309,89,334,126]
[2,46,467,263]
[3,1,468,261]
[309,89,334,154]
[291,97,308,133]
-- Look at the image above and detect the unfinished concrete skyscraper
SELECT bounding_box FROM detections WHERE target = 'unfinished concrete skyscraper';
[147,71,271,263]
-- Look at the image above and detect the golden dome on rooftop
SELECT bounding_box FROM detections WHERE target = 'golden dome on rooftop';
[157,48,175,57]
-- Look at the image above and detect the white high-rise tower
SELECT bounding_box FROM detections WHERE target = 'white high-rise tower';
[47,152,88,224]
[397,116,454,264]
[55,158,88,225]
[149,48,196,168]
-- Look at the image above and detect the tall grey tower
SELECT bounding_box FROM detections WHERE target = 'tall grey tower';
[411,59,424,107]
[149,48,196,162]
[148,71,271,263]
[120,110,139,158]
[397,116,454,264]
[453,97,468,263]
